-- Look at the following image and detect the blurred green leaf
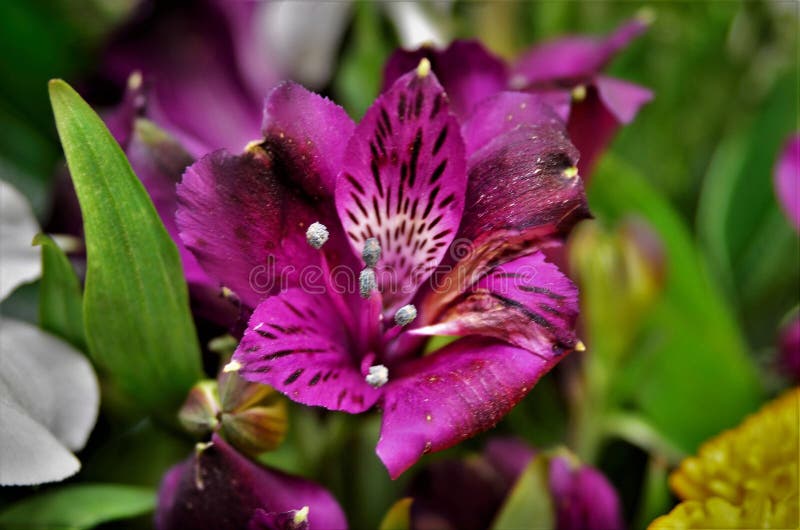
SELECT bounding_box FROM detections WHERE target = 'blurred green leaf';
[379,498,413,530]
[48,80,202,422]
[588,154,763,453]
[491,454,554,530]
[0,484,155,530]
[34,233,85,351]
[697,72,799,347]
[333,1,395,118]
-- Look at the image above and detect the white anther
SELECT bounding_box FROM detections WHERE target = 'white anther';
[394,304,418,326]
[362,237,382,267]
[359,268,377,298]
[305,222,329,249]
[366,364,389,388]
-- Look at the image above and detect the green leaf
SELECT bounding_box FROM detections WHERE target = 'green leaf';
[0,483,155,530]
[333,1,395,119]
[697,72,799,346]
[588,154,763,453]
[491,454,554,530]
[378,498,413,530]
[34,233,85,350]
[48,79,202,421]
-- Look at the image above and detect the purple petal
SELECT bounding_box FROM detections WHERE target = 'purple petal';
[104,1,275,156]
[382,41,508,119]
[568,78,652,175]
[233,288,380,414]
[775,133,800,230]
[484,438,537,484]
[549,456,623,530]
[459,123,589,247]
[414,250,579,355]
[126,120,208,289]
[262,82,357,195]
[460,91,566,157]
[377,337,559,478]
[155,434,347,530]
[512,17,649,87]
[596,76,653,125]
[336,66,467,311]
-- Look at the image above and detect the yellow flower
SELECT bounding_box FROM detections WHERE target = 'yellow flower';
[649,388,799,529]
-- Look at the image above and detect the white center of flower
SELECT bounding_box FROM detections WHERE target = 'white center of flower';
[366,364,389,388]
[305,221,329,249]
[394,304,418,326]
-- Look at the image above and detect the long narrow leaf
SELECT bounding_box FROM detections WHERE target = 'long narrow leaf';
[48,79,202,420]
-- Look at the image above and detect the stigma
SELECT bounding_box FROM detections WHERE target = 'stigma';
[394,304,417,326]
[305,222,329,249]
[366,364,389,388]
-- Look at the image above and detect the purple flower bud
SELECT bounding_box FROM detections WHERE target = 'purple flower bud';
[155,435,347,530]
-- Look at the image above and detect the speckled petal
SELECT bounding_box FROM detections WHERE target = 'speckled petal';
[377,337,558,478]
[414,250,579,355]
[336,66,467,312]
[233,288,379,414]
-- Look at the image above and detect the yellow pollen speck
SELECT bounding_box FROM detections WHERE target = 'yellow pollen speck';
[279,132,285,138]
[417,58,432,78]
[128,71,143,90]
[223,360,241,373]
[293,506,310,525]
[506,114,514,121]
[571,85,587,102]
[426,414,432,422]
[575,341,586,352]
[563,166,579,179]
[244,139,264,153]
[520,102,527,109]
[221,286,235,299]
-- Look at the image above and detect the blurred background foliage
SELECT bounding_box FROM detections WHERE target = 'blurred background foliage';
[0,1,797,529]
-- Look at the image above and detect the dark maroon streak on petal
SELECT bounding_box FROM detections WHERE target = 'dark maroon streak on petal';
[382,41,508,119]
[377,337,559,478]
[155,435,347,530]
[414,250,580,355]
[262,82,356,195]
[234,288,380,414]
[336,66,467,311]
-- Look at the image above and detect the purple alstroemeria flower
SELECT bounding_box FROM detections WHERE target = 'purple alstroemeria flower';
[177,60,589,478]
[383,17,653,178]
[409,438,623,530]
[775,133,799,231]
[156,434,347,530]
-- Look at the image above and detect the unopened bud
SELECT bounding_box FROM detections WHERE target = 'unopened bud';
[179,380,221,438]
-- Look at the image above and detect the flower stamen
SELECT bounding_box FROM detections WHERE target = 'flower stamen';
[394,304,418,327]
[365,364,389,388]
[362,237,381,267]
[305,222,329,249]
